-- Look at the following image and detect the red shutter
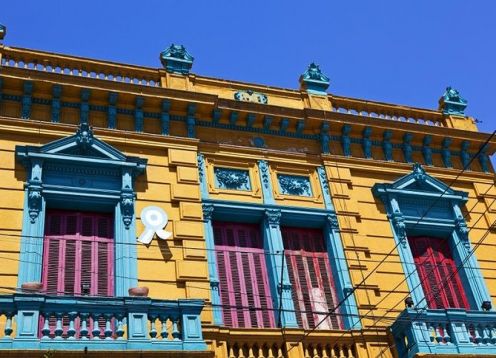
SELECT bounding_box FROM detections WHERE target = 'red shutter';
[214,222,275,328]
[409,236,469,309]
[282,227,342,330]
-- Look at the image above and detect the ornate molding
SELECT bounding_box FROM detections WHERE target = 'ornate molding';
[75,123,94,151]
[317,167,330,197]
[455,216,470,250]
[214,167,251,191]
[120,192,134,229]
[202,204,214,222]
[258,160,271,191]
[326,215,340,230]
[277,174,312,197]
[265,209,281,227]
[27,185,42,223]
[299,63,330,95]
[234,90,268,104]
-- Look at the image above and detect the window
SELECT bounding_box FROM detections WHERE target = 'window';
[409,236,469,309]
[42,210,114,296]
[213,222,275,328]
[282,227,342,330]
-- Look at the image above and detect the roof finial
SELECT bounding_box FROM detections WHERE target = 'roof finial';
[0,23,6,41]
[159,44,194,75]
[439,86,467,116]
[299,63,330,95]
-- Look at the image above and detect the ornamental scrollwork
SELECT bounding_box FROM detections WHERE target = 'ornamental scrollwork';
[455,216,470,250]
[234,90,268,104]
[390,212,407,248]
[27,186,42,223]
[278,174,312,197]
[258,160,271,190]
[326,215,340,230]
[265,209,281,227]
[202,204,214,222]
[214,167,251,191]
[120,193,134,229]
[76,123,94,151]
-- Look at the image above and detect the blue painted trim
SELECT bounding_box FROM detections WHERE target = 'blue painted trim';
[197,154,209,199]
[258,160,275,205]
[16,124,147,297]
[21,81,33,119]
[107,92,118,129]
[51,85,62,123]
[80,88,90,124]
[186,103,196,138]
[203,198,361,329]
[317,166,335,211]
[262,209,298,328]
[201,204,223,325]
[134,96,144,132]
[372,164,492,312]
[161,99,170,135]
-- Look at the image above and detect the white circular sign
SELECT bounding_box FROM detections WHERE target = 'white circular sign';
[138,206,172,244]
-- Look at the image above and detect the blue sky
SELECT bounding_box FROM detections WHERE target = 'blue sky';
[2,1,494,146]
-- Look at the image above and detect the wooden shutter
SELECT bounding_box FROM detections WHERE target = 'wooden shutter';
[282,227,342,330]
[214,222,275,328]
[409,236,469,309]
[42,210,114,296]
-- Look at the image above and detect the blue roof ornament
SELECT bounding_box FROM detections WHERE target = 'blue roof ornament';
[0,23,6,40]
[439,86,467,116]
[160,44,194,75]
[299,63,330,95]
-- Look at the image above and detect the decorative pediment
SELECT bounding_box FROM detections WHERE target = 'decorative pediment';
[16,123,147,173]
[372,163,467,203]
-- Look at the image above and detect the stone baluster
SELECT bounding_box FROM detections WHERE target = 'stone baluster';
[267,346,275,358]
[443,323,451,343]
[3,312,13,337]
[171,314,180,341]
[482,324,490,344]
[67,312,77,339]
[159,315,169,340]
[313,346,319,358]
[148,314,158,339]
[92,313,101,339]
[346,345,354,358]
[80,313,89,339]
[54,312,64,339]
[41,314,51,338]
[248,346,255,358]
[434,323,443,343]
[276,346,283,358]
[474,324,482,344]
[304,346,311,358]
[339,344,346,358]
[489,324,496,344]
[257,345,264,358]
[104,313,113,339]
[238,345,246,358]
[229,346,236,358]
[322,345,329,358]
[115,314,125,339]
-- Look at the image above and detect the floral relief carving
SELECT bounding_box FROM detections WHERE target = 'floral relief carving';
[214,167,251,191]
[277,174,312,197]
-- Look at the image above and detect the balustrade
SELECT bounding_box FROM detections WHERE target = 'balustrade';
[0,47,161,87]
[331,97,446,127]
[392,308,496,358]
[0,293,206,351]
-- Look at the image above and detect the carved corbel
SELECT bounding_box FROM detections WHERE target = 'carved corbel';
[455,216,470,250]
[120,192,134,229]
[265,209,281,227]
[326,214,340,231]
[202,204,214,222]
[390,211,407,248]
[27,186,42,223]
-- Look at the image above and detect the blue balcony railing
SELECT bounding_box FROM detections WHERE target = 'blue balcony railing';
[0,294,207,351]
[392,308,496,357]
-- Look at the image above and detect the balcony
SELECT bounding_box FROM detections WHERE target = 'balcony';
[392,308,496,357]
[204,326,393,358]
[0,293,208,354]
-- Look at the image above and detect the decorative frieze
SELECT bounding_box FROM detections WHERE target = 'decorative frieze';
[234,90,268,104]
[214,167,251,191]
[277,174,312,197]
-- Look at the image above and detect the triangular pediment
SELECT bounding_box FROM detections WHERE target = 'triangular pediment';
[372,163,467,202]
[40,123,127,161]
[391,163,454,195]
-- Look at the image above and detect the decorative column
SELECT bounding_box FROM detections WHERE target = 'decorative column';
[323,215,361,329]
[18,158,45,286]
[134,96,144,132]
[21,81,33,119]
[262,209,298,328]
[115,167,138,296]
[186,103,196,138]
[51,84,62,123]
[80,88,90,124]
[441,137,452,168]
[362,127,372,159]
[451,203,492,309]
[161,99,171,135]
[258,160,275,205]
[422,135,433,165]
[107,92,118,129]
[383,130,393,161]
[202,204,223,324]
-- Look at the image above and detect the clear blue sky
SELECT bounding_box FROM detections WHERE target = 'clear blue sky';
[2,1,495,146]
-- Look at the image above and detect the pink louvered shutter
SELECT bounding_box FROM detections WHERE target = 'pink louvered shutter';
[214,222,275,328]
[42,211,114,296]
[282,227,342,330]
[409,236,469,309]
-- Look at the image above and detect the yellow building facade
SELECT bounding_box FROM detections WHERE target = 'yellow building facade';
[0,27,495,358]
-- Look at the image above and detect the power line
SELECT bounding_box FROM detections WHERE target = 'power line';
[286,129,496,354]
